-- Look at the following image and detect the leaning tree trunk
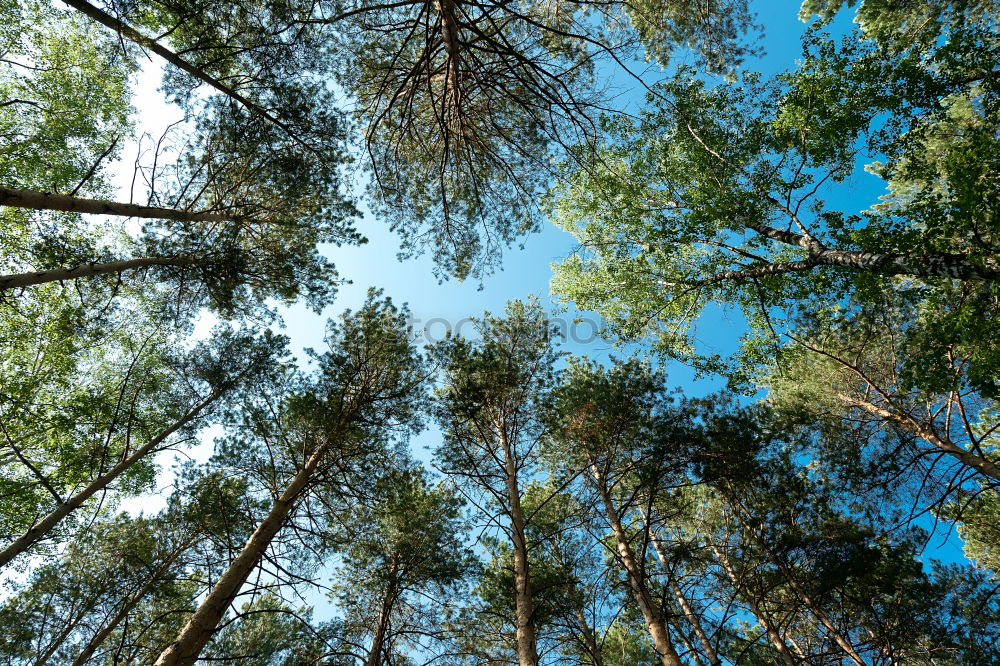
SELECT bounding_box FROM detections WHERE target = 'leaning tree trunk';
[0,389,224,569]
[58,0,310,151]
[744,219,1000,281]
[643,512,722,666]
[837,394,1000,481]
[71,536,196,666]
[575,604,605,666]
[727,502,865,666]
[708,542,798,666]
[364,553,401,666]
[0,186,230,223]
[498,421,540,666]
[153,437,332,666]
[589,459,683,666]
[0,256,203,290]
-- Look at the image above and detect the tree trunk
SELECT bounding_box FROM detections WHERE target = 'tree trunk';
[813,247,1000,281]
[589,461,682,666]
[364,553,401,666]
[771,555,865,666]
[0,256,203,290]
[498,422,540,666]
[0,186,228,223]
[0,390,224,569]
[836,394,1000,481]
[744,220,1000,281]
[58,0,312,153]
[708,542,798,666]
[71,536,195,666]
[153,439,331,666]
[645,522,722,666]
[575,604,604,666]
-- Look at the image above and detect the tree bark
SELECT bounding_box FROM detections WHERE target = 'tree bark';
[153,438,332,666]
[59,0,313,153]
[0,390,224,569]
[836,394,1000,481]
[590,460,682,666]
[708,542,798,666]
[0,256,203,290]
[498,422,540,666]
[364,553,401,666]
[0,186,229,223]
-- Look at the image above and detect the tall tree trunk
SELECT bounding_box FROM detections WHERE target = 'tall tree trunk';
[498,422,540,666]
[0,186,228,223]
[575,604,605,666]
[71,536,195,666]
[364,553,401,666]
[153,439,332,666]
[589,460,682,666]
[708,542,798,666]
[644,518,722,666]
[0,389,224,569]
[836,394,1000,481]
[59,0,313,153]
[0,256,203,290]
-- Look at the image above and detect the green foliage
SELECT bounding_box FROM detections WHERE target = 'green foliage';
[549,9,1000,395]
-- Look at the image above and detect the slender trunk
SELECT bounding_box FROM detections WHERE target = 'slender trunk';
[0,186,228,223]
[709,542,797,666]
[498,423,539,666]
[364,553,401,666]
[0,390,224,569]
[812,247,1000,281]
[589,461,682,666]
[434,0,463,115]
[59,0,313,153]
[771,555,865,666]
[729,507,865,666]
[575,604,604,666]
[837,394,1000,481]
[153,438,331,666]
[35,605,94,666]
[0,256,203,290]
[71,537,195,666]
[669,619,705,666]
[646,526,722,666]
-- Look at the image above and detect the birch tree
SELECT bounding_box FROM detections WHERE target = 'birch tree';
[549,2,999,386]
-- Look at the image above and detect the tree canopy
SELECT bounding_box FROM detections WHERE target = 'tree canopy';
[1,0,998,664]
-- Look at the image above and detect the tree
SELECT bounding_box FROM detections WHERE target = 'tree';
[332,464,473,666]
[328,0,759,279]
[766,299,1000,487]
[1,95,359,317]
[548,4,999,391]
[0,318,282,569]
[432,300,558,665]
[153,291,427,666]
[545,359,689,666]
[1,0,360,319]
